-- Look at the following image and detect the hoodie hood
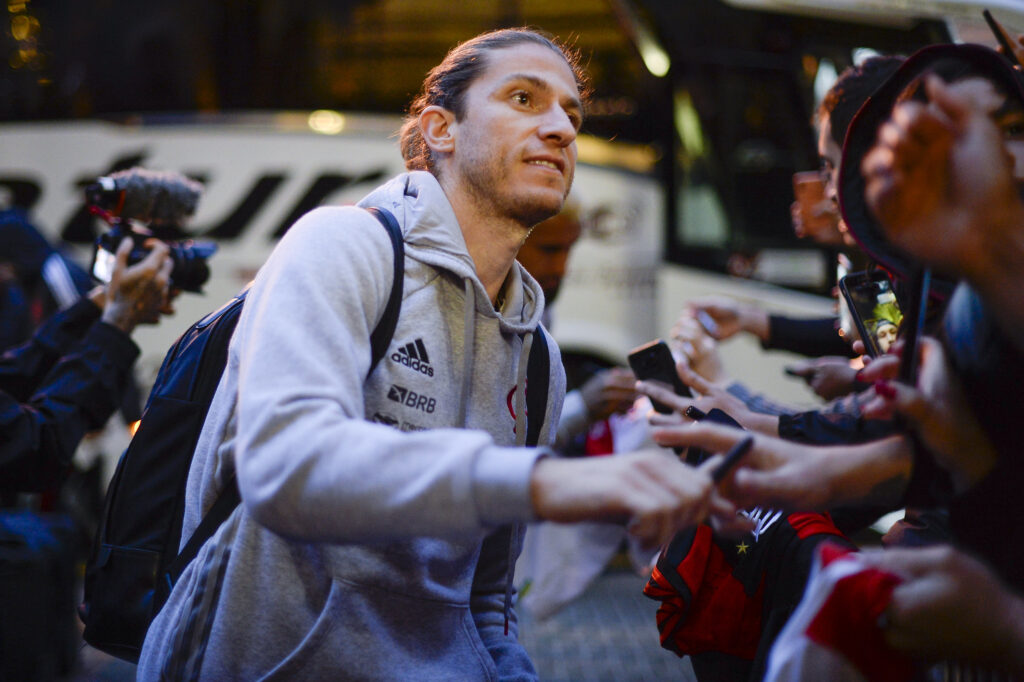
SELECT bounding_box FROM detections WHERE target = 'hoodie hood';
[358,170,546,334]
[839,43,1024,297]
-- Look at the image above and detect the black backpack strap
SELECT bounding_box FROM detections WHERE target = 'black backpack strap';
[163,206,406,593]
[365,207,405,376]
[503,327,552,634]
[162,475,241,595]
[524,327,550,448]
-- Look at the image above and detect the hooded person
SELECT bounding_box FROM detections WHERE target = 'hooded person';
[138,28,735,681]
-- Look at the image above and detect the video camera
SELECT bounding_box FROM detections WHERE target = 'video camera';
[86,168,216,293]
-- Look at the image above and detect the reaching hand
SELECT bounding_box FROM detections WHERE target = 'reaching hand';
[860,545,1024,672]
[784,356,861,401]
[670,313,725,383]
[686,297,769,343]
[858,337,998,494]
[651,423,832,510]
[529,450,740,549]
[579,367,638,421]
[636,361,779,436]
[862,74,1022,282]
[100,238,174,334]
[650,422,912,512]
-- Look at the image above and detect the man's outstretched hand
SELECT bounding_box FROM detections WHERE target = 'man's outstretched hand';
[529,450,746,549]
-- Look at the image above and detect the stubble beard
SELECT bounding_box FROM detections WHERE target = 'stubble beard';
[459,150,570,229]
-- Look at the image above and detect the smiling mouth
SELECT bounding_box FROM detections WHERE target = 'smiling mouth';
[527,159,561,172]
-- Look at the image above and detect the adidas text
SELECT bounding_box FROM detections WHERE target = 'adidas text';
[392,339,434,377]
[392,351,434,377]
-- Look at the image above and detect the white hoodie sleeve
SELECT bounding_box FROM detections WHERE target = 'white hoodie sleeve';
[232,207,545,543]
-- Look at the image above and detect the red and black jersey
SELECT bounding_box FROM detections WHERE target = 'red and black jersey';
[644,508,855,681]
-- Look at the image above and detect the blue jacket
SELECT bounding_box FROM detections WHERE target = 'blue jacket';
[0,298,138,491]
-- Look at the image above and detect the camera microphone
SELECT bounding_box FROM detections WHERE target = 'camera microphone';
[86,167,216,293]
[86,168,203,226]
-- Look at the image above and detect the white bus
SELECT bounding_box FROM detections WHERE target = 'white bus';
[0,0,1020,412]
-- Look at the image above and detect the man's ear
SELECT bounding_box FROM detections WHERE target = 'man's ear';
[419,105,456,156]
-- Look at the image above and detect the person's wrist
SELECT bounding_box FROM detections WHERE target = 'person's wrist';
[743,412,779,437]
[845,435,912,508]
[100,301,136,335]
[817,450,844,509]
[741,308,770,342]
[529,457,559,519]
[87,285,106,310]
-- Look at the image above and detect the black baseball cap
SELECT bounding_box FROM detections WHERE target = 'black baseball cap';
[838,43,1024,289]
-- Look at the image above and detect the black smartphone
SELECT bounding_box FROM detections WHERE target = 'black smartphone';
[682,406,743,467]
[684,405,707,421]
[838,270,903,357]
[628,339,692,414]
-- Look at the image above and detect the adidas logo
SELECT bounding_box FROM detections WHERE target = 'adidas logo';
[392,338,434,377]
[387,384,437,413]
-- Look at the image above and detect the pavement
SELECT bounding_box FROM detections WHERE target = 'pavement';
[519,567,698,682]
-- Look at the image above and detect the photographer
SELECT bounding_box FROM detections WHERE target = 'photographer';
[0,238,173,492]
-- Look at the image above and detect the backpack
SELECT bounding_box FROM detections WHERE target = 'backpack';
[80,207,553,662]
[80,207,405,661]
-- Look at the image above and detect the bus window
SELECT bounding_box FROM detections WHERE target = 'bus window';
[654,2,950,294]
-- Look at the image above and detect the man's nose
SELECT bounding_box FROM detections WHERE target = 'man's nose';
[539,106,577,146]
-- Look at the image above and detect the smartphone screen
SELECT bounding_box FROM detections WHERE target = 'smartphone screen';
[91,245,116,284]
[839,271,903,357]
[836,253,854,341]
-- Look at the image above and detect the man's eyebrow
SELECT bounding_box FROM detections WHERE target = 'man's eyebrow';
[500,73,583,113]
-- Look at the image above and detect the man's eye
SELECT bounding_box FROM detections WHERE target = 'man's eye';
[1004,122,1024,138]
[513,91,530,106]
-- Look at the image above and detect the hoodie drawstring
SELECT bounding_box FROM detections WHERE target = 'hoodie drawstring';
[504,331,534,635]
[457,279,476,428]
[457,277,536,637]
[513,333,533,444]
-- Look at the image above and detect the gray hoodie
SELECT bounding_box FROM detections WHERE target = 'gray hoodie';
[137,171,565,680]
